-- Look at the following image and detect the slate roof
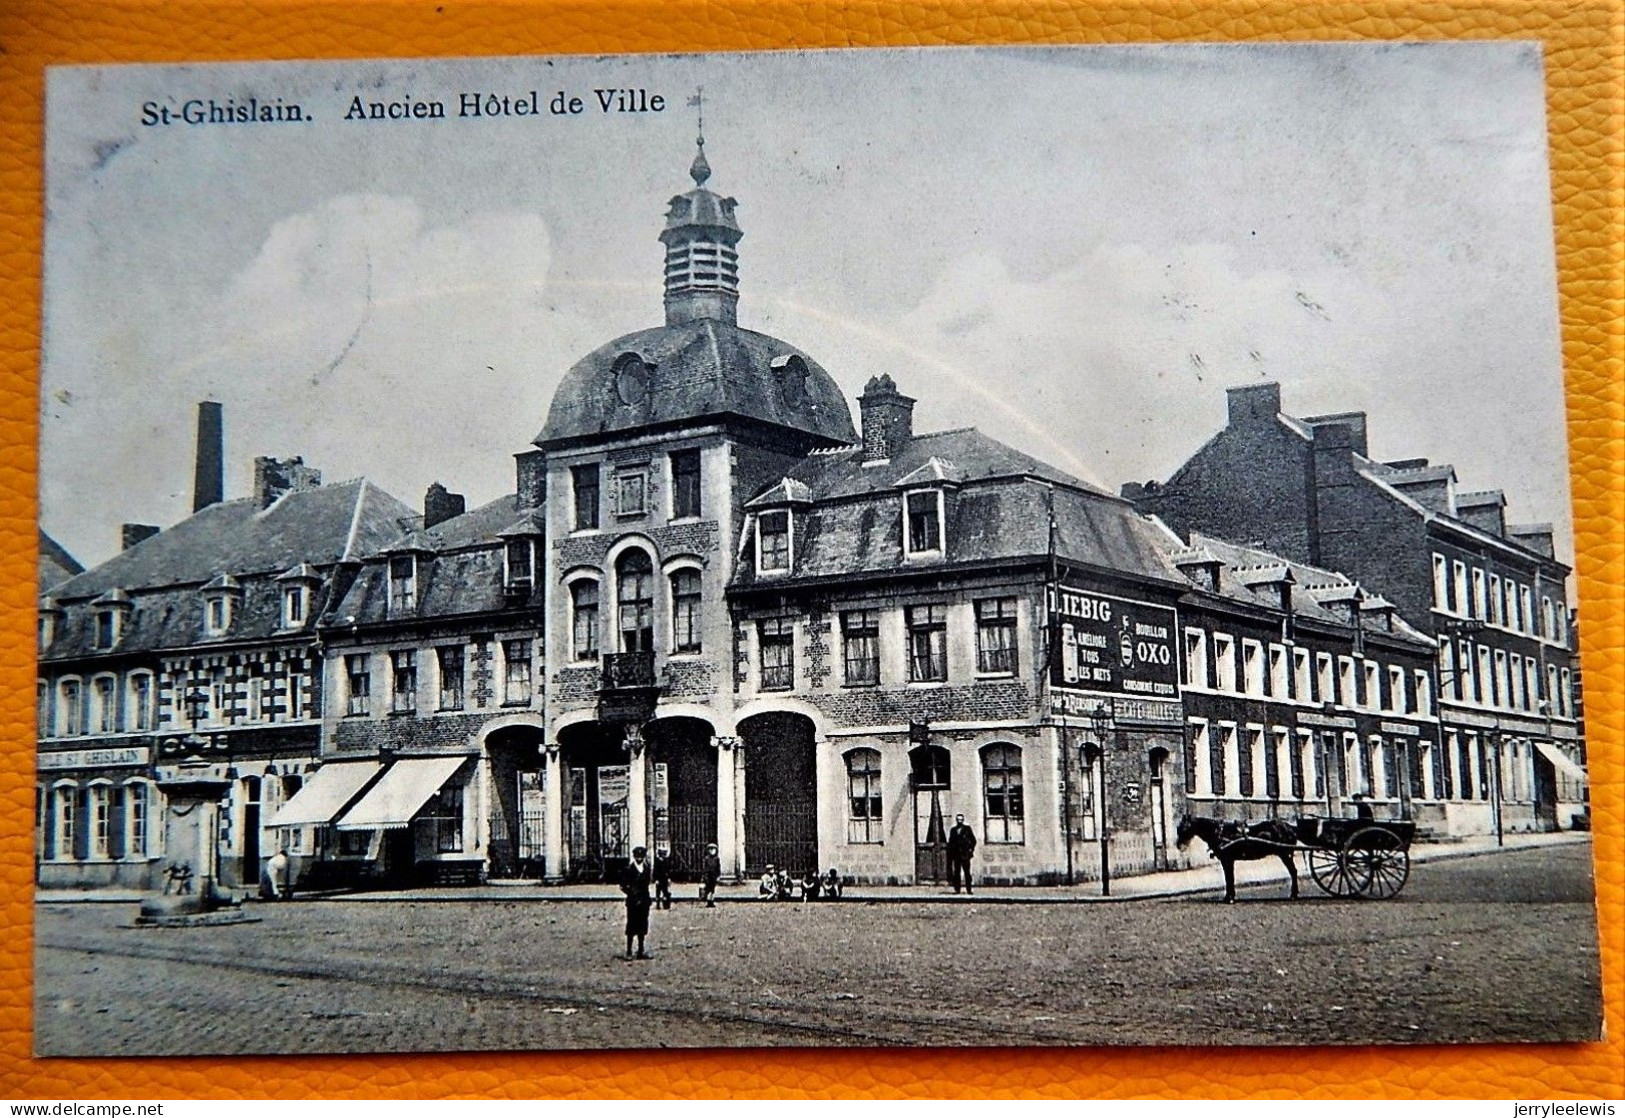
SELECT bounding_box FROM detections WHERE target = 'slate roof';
[39,531,83,594]
[537,320,856,448]
[42,577,347,662]
[732,427,1180,589]
[1180,531,1433,647]
[326,493,544,626]
[389,494,541,554]
[51,480,413,601]
[782,427,1106,500]
[40,481,415,662]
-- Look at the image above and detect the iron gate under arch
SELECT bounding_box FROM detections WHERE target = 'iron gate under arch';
[743,802,818,876]
[660,803,717,880]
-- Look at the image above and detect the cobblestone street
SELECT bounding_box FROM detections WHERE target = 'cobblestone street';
[34,842,1601,1056]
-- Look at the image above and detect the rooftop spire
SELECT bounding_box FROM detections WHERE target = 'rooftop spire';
[688,88,711,186]
[661,100,742,327]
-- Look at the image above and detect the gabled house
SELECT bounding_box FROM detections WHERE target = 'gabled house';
[1126,382,1586,834]
[37,421,410,892]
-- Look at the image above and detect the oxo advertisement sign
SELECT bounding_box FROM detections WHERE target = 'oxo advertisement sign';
[1047,584,1179,699]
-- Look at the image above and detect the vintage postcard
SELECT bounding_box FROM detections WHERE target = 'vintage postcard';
[35,45,1600,1055]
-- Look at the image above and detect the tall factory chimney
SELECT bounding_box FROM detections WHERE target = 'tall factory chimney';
[193,401,224,513]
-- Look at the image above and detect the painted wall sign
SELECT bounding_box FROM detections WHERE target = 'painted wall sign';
[39,746,149,770]
[1048,584,1179,698]
[1300,712,1358,730]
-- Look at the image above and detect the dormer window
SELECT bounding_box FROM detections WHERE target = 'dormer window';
[95,610,117,650]
[283,585,308,628]
[39,598,62,651]
[389,554,417,614]
[904,490,944,556]
[276,563,320,630]
[757,510,792,574]
[200,575,240,637]
[90,589,133,648]
[504,538,535,591]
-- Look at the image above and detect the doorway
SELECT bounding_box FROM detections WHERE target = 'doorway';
[911,744,951,883]
[241,776,261,888]
[1532,751,1559,831]
[1148,747,1170,870]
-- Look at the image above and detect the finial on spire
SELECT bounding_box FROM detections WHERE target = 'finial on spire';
[686,87,710,185]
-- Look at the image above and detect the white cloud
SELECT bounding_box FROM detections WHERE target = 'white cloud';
[41,197,578,554]
[766,241,1371,488]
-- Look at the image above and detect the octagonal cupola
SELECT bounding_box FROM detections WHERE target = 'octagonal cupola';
[659,137,743,327]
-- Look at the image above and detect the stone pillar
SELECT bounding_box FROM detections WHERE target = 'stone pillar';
[543,743,564,882]
[198,801,218,896]
[714,735,739,878]
[626,725,648,852]
[733,743,748,880]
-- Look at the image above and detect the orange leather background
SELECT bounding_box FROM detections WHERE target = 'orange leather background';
[0,0,1619,1100]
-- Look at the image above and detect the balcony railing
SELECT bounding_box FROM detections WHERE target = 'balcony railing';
[601,651,657,691]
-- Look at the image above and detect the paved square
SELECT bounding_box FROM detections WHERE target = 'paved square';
[35,843,1601,1055]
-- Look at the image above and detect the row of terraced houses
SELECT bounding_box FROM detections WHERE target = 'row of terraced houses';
[35,143,1587,894]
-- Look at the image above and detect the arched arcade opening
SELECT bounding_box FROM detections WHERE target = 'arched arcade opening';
[740,711,818,876]
[485,724,547,879]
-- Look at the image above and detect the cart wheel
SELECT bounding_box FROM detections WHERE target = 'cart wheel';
[1307,846,1362,897]
[1343,827,1409,900]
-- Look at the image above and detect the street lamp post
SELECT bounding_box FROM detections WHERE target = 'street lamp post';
[1088,700,1114,897]
[1057,714,1075,887]
[1490,728,1506,848]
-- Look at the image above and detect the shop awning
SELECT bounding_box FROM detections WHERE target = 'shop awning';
[268,761,383,827]
[334,755,468,831]
[1535,742,1588,785]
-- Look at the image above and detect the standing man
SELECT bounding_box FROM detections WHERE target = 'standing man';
[620,846,654,960]
[947,814,978,895]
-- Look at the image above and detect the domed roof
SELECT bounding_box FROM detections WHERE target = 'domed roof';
[536,319,857,448]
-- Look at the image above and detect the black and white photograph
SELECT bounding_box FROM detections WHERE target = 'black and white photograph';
[35,45,1601,1055]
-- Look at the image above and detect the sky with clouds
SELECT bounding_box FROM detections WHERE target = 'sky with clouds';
[42,44,1571,578]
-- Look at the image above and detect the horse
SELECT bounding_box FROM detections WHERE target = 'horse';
[1175,814,1299,904]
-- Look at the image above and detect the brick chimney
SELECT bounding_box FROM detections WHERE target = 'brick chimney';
[120,523,160,550]
[192,401,224,513]
[858,375,915,463]
[514,450,547,510]
[1226,382,1281,428]
[1304,412,1369,457]
[1508,523,1555,558]
[253,456,322,509]
[424,482,465,529]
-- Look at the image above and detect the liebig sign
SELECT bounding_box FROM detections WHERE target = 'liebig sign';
[1048,584,1179,698]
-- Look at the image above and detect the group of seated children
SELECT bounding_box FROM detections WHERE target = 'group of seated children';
[757,864,844,902]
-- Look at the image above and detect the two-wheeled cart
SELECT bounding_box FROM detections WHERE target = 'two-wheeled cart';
[1293,816,1416,899]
